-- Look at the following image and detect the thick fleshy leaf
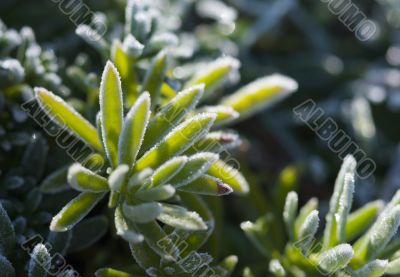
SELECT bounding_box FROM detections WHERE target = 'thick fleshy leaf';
[35,87,102,152]
[168,153,219,188]
[68,163,108,192]
[336,173,355,244]
[269,259,286,277]
[294,198,318,240]
[346,200,382,241]
[186,131,241,154]
[141,84,204,152]
[115,206,144,243]
[100,61,124,168]
[96,268,134,277]
[142,50,169,108]
[297,210,319,254]
[136,185,176,201]
[387,258,400,274]
[0,203,15,257]
[150,156,188,187]
[122,202,162,223]
[157,203,207,230]
[108,164,129,192]
[118,92,151,167]
[28,244,51,277]
[348,259,388,277]
[317,244,354,273]
[207,160,249,194]
[50,192,106,232]
[0,255,15,277]
[323,155,356,249]
[178,174,232,196]
[186,56,240,96]
[221,74,298,119]
[218,255,238,277]
[135,113,216,171]
[283,191,298,240]
[195,105,239,127]
[241,214,275,258]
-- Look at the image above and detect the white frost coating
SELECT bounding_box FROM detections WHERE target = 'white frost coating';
[221,74,298,117]
[335,173,355,242]
[122,202,163,223]
[188,56,240,85]
[350,259,388,276]
[99,61,124,166]
[118,92,151,167]
[157,204,207,230]
[136,112,217,169]
[368,205,400,256]
[201,105,239,126]
[109,164,129,191]
[269,259,286,277]
[318,244,354,273]
[172,152,219,188]
[205,131,241,151]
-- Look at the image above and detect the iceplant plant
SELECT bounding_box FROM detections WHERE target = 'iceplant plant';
[242,155,400,277]
[33,59,296,273]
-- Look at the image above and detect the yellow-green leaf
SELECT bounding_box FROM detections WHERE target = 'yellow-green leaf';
[68,163,109,192]
[100,61,124,168]
[50,192,106,232]
[207,160,249,194]
[35,87,102,152]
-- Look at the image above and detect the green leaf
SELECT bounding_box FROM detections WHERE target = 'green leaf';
[241,214,275,258]
[118,92,151,167]
[28,244,50,277]
[186,56,240,96]
[297,210,319,254]
[142,50,169,109]
[207,160,249,194]
[100,61,124,168]
[387,258,400,275]
[135,113,216,171]
[96,268,134,277]
[50,192,106,232]
[0,203,15,256]
[195,105,239,127]
[221,74,298,119]
[294,198,318,240]
[68,163,109,192]
[269,259,286,277]
[115,206,144,243]
[336,173,355,244]
[0,255,15,277]
[323,155,356,249]
[365,206,400,260]
[122,202,162,223]
[346,200,382,241]
[283,191,298,241]
[168,152,219,188]
[136,185,176,201]
[35,87,102,152]
[141,84,204,152]
[40,165,69,193]
[179,175,233,196]
[219,255,238,277]
[348,259,388,277]
[186,131,241,154]
[150,156,188,187]
[157,203,207,231]
[317,244,354,273]
[108,164,129,192]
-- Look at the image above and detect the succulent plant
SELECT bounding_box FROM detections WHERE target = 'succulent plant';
[33,49,296,275]
[242,155,400,276]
